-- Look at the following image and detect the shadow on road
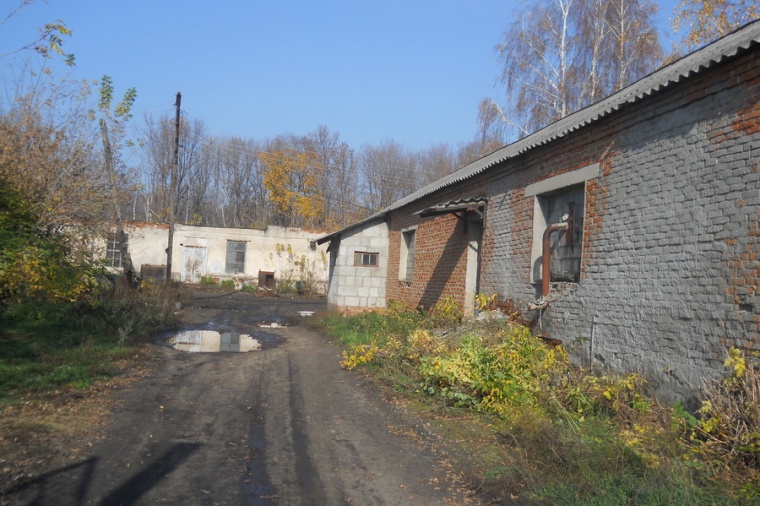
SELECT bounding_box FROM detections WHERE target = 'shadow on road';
[4,442,201,506]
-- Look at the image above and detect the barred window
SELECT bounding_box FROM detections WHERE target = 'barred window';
[225,240,246,273]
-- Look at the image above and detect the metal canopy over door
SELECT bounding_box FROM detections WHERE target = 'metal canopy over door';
[181,246,207,283]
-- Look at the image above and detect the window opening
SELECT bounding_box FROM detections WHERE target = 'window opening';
[225,240,246,273]
[399,229,416,282]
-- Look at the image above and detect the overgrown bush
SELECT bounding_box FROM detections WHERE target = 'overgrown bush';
[0,179,101,314]
[427,296,463,327]
[1,276,183,399]
[320,307,756,503]
[419,327,568,414]
[676,348,760,486]
[91,278,181,340]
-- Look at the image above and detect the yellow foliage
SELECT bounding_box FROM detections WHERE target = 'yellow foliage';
[404,329,449,361]
[724,347,747,378]
[0,244,96,305]
[341,342,380,370]
[259,150,323,227]
[674,0,758,49]
[474,292,498,311]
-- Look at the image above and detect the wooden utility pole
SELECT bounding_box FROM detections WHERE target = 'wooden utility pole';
[166,92,181,282]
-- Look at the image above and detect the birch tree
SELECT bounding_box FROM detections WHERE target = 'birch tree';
[481,0,661,142]
[674,0,758,49]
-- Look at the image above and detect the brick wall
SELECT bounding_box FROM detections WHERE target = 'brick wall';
[385,183,486,311]
[367,44,758,401]
[476,47,760,401]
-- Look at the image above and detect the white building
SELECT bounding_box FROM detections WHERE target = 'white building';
[100,222,329,292]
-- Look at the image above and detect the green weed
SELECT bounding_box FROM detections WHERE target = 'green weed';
[199,275,218,286]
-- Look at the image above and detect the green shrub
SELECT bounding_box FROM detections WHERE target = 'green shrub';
[419,326,568,414]
[199,275,218,286]
[427,296,463,328]
[319,308,756,502]
[275,280,297,296]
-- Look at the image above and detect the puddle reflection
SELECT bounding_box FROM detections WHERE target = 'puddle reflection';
[168,330,262,353]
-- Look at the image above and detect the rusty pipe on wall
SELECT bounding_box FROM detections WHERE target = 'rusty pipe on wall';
[542,221,569,298]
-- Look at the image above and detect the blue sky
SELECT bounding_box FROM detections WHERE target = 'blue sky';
[1,0,681,151]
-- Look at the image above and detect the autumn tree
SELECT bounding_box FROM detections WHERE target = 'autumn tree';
[480,0,661,142]
[0,1,75,65]
[0,70,113,309]
[132,129,502,231]
[259,149,323,228]
[673,0,758,49]
[213,136,271,228]
[0,71,107,233]
[415,143,458,186]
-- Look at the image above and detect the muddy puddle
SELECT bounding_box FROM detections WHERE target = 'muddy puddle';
[166,329,280,353]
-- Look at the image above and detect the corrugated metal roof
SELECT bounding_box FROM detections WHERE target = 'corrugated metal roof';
[415,197,488,217]
[316,19,760,244]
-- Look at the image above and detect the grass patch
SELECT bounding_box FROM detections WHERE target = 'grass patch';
[317,304,758,505]
[0,336,132,398]
[0,278,182,403]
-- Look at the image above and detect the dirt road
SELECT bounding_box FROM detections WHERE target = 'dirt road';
[3,292,475,505]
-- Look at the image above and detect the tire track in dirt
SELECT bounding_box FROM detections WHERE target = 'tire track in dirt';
[2,295,476,505]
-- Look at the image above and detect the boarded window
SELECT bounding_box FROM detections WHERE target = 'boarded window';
[354,251,379,267]
[399,229,416,282]
[225,240,246,274]
[105,233,127,268]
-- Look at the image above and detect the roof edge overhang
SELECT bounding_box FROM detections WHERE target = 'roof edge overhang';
[314,20,760,245]
[313,215,387,245]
